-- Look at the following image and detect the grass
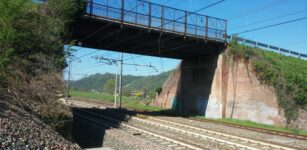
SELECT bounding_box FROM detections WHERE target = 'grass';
[227,40,307,122]
[69,89,163,111]
[195,116,307,136]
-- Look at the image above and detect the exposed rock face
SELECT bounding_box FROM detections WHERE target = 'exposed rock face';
[291,109,307,130]
[154,53,298,127]
[223,58,286,126]
[153,67,181,109]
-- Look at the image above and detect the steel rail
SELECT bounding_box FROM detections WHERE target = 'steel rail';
[73,107,293,150]
[190,117,307,141]
[74,108,203,150]
[140,116,296,150]
[73,112,169,150]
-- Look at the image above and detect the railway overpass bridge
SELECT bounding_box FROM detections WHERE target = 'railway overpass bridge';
[71,0,228,115]
[72,0,227,59]
[71,0,227,115]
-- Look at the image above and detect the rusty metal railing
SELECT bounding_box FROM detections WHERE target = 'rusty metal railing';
[85,0,227,42]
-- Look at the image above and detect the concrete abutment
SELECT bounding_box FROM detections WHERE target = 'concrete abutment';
[155,52,287,126]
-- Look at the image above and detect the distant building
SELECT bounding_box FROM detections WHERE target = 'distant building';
[130,90,144,97]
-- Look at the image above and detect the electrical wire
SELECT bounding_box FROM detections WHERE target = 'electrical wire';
[193,0,225,13]
[229,8,307,31]
[228,0,288,21]
[232,16,307,35]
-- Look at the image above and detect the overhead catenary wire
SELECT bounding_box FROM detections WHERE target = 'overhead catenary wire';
[192,0,225,13]
[232,16,307,35]
[228,0,288,21]
[229,8,307,31]
[93,55,158,72]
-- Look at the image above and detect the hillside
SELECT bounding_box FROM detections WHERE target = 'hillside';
[0,0,82,149]
[70,71,172,97]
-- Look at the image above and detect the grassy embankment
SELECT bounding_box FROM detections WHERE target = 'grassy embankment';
[70,89,162,111]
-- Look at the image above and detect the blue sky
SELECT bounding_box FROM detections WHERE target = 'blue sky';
[65,0,307,80]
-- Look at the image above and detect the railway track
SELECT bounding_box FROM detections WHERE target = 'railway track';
[69,99,307,143]
[74,108,202,150]
[73,107,297,150]
[189,117,307,141]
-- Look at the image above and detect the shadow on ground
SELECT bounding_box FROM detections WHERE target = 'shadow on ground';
[72,107,189,149]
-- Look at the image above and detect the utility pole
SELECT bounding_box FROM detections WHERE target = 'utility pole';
[119,52,123,108]
[114,62,119,107]
[93,54,158,109]
[65,59,72,104]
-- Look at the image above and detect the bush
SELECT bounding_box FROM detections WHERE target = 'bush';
[155,87,162,94]
[0,0,83,132]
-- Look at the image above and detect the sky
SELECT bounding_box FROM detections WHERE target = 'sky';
[65,0,307,80]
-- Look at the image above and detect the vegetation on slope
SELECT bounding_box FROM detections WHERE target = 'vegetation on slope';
[227,40,307,123]
[0,0,83,143]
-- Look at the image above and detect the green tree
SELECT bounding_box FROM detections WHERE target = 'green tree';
[0,0,82,81]
[103,79,115,94]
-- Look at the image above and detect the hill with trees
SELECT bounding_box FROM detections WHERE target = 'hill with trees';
[70,71,173,98]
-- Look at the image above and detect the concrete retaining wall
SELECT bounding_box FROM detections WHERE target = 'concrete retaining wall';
[155,53,289,126]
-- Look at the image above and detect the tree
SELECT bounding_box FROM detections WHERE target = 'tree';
[103,79,115,94]
[0,0,83,81]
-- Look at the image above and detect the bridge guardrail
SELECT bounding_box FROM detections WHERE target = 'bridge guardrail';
[228,36,307,59]
[85,0,227,42]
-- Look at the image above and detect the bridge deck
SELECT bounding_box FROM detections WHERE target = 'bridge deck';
[72,0,227,59]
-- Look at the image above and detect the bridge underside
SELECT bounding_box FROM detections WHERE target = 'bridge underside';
[72,16,226,60]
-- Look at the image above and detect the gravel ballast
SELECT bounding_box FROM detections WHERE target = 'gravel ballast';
[154,116,307,149]
[0,101,80,150]
[102,127,163,150]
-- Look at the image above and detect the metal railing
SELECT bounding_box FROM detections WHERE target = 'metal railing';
[229,36,307,59]
[85,0,227,42]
